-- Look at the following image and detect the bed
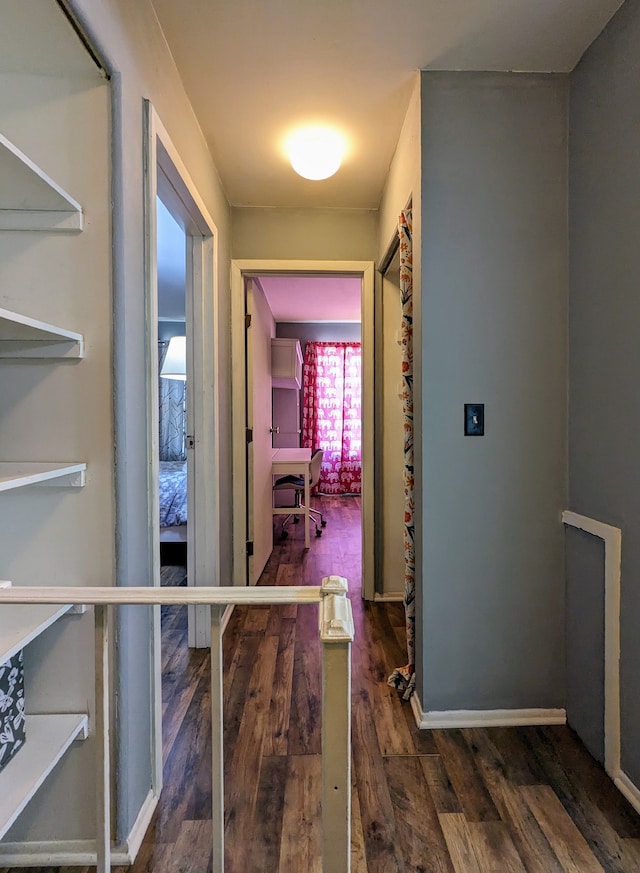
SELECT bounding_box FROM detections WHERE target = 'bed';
[159,460,187,534]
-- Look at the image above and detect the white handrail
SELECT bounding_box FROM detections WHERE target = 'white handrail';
[0,585,323,605]
[0,576,354,873]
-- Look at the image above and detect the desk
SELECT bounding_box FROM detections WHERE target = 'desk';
[271,448,311,548]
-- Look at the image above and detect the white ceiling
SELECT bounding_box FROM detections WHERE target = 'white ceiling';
[150,0,623,209]
[259,275,362,323]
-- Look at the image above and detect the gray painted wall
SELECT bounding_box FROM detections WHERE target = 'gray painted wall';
[569,0,640,786]
[420,72,569,711]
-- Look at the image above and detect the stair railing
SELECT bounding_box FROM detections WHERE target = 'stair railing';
[0,574,354,873]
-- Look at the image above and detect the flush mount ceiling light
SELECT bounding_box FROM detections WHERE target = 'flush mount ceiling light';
[286,126,346,180]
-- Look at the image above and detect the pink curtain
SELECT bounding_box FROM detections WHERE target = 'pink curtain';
[302,342,362,494]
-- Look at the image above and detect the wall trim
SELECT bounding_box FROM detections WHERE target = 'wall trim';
[0,840,129,867]
[0,788,158,866]
[373,592,403,602]
[410,691,566,729]
[121,787,157,861]
[614,770,640,816]
[562,510,621,778]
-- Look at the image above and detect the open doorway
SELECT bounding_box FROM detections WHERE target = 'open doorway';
[230,259,375,599]
[259,275,363,591]
[156,196,188,578]
[144,101,221,793]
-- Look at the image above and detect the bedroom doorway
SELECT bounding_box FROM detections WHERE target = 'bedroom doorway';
[230,260,376,599]
[156,195,188,575]
[256,276,363,589]
[145,102,221,791]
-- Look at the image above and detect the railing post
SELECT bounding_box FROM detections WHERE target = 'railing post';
[319,575,354,873]
[210,605,224,872]
[94,604,111,873]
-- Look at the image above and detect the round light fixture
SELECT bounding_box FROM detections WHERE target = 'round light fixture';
[287,126,345,180]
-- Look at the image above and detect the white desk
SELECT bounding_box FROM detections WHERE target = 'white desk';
[271,448,312,548]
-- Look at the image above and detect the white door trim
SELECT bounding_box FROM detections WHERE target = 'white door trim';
[230,259,375,598]
[562,510,621,777]
[144,102,221,794]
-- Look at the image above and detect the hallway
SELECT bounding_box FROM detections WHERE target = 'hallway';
[133,494,640,873]
[4,496,639,872]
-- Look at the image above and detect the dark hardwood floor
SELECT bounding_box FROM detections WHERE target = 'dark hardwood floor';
[5,495,640,872]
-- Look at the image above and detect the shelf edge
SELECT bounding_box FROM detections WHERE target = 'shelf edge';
[0,714,89,840]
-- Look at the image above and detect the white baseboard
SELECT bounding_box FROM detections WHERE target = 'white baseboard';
[373,592,404,602]
[614,769,640,815]
[410,692,566,729]
[122,787,158,860]
[410,688,424,726]
[0,788,158,867]
[0,839,128,866]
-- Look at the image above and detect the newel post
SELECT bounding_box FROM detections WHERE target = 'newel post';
[319,575,354,873]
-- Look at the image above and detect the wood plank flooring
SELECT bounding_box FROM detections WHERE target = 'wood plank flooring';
[4,495,640,872]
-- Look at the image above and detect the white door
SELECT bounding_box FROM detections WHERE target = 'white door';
[246,278,275,584]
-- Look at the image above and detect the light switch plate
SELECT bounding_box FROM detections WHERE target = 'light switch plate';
[464,403,484,436]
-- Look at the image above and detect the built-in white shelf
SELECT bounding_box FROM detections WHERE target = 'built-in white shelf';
[0,602,74,666]
[0,463,86,492]
[0,134,83,232]
[0,309,84,359]
[0,714,88,840]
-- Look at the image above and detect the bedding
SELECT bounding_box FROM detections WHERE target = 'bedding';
[159,460,187,527]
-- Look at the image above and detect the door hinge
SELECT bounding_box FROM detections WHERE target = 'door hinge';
[245,313,252,329]
[246,540,254,557]
[245,427,253,444]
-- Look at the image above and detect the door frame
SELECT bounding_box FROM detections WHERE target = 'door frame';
[230,259,375,599]
[144,102,221,791]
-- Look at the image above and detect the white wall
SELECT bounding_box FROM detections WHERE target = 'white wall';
[377,76,420,263]
[376,80,421,605]
[232,207,377,261]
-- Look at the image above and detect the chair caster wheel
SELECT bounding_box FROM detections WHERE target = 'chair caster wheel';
[315,530,322,537]
[293,517,300,524]
[281,531,289,539]
[321,520,327,527]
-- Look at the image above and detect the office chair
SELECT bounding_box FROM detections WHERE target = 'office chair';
[273,448,327,538]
